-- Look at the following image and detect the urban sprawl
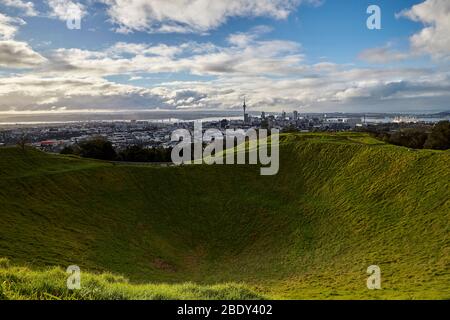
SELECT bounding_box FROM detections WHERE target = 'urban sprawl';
[0,106,447,154]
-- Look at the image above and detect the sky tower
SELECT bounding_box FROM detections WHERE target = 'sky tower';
[243,97,249,124]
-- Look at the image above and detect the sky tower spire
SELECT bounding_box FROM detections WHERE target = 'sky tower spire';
[243,97,248,124]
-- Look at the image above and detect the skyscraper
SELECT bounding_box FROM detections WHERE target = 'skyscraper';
[243,98,249,124]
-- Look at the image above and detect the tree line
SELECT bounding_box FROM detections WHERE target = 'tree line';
[364,120,450,150]
[61,137,172,162]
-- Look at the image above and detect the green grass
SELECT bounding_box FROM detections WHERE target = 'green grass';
[0,258,262,300]
[0,133,449,299]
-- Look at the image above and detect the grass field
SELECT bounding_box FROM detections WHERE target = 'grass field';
[0,133,449,299]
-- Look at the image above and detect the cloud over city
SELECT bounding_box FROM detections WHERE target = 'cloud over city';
[0,0,449,114]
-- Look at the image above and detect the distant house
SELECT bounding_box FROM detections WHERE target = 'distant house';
[40,140,58,147]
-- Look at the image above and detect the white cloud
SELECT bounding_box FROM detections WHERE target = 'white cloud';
[0,74,169,112]
[0,24,447,114]
[358,45,412,64]
[44,34,305,77]
[2,58,448,113]
[0,13,46,68]
[147,66,450,112]
[0,13,25,40]
[398,0,450,60]
[100,0,316,33]
[46,0,87,21]
[227,25,273,47]
[109,42,184,57]
[2,0,37,16]
[0,40,47,68]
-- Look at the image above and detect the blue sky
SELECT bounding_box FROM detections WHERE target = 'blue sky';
[0,0,449,114]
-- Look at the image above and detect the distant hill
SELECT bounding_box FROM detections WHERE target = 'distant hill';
[0,133,449,299]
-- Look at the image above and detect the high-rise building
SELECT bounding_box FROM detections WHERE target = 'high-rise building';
[261,111,266,119]
[243,98,249,124]
[293,110,299,121]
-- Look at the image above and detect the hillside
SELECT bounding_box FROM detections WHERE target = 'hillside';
[0,133,449,299]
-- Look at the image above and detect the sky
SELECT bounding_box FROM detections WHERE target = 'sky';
[0,0,449,115]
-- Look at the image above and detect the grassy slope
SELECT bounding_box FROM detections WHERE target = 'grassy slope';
[0,133,448,299]
[0,258,263,300]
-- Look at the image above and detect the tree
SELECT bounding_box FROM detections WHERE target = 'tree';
[424,121,450,150]
[17,132,28,151]
[118,145,148,162]
[118,145,173,162]
[388,129,428,149]
[78,137,117,160]
[60,145,80,155]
